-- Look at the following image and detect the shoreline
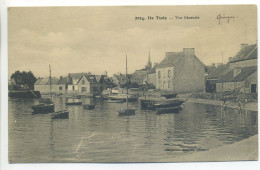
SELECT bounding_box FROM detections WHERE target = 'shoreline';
[161,134,258,162]
[185,97,258,112]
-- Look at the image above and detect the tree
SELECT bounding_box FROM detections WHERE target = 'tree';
[11,71,37,90]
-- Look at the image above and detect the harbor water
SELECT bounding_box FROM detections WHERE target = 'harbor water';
[8,96,258,163]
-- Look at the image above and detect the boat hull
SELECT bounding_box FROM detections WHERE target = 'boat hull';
[9,90,41,98]
[32,103,55,114]
[65,102,82,105]
[51,110,69,119]
[140,97,187,110]
[118,108,135,116]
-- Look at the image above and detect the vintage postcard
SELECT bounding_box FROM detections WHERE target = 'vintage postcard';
[8,5,258,163]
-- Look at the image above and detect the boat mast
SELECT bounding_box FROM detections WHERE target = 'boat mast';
[49,64,52,99]
[126,51,128,108]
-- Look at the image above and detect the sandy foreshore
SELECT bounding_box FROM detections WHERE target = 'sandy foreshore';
[161,134,258,162]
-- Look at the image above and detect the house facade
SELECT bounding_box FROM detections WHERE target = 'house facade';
[77,74,99,94]
[34,77,60,94]
[155,48,205,93]
[67,73,88,94]
[215,44,257,94]
[57,76,70,94]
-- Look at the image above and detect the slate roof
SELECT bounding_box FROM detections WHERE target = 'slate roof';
[68,73,89,79]
[229,44,257,63]
[85,75,97,83]
[35,77,60,85]
[207,64,230,79]
[77,74,97,84]
[156,52,183,68]
[218,66,257,83]
[57,77,71,85]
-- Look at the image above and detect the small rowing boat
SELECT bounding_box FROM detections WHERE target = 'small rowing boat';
[51,110,69,119]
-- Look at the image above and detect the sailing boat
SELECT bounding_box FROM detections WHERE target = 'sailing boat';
[32,65,55,114]
[117,51,135,116]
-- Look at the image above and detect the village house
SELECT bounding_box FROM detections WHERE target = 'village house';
[206,64,230,93]
[155,48,205,93]
[215,44,257,94]
[216,66,257,93]
[67,73,89,94]
[77,74,99,95]
[34,77,60,94]
[57,76,70,94]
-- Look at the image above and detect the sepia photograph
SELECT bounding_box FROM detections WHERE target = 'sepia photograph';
[7,5,258,163]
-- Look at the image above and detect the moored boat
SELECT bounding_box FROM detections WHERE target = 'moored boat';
[139,97,187,110]
[32,102,55,114]
[148,99,187,110]
[32,64,55,114]
[117,51,136,116]
[51,110,69,119]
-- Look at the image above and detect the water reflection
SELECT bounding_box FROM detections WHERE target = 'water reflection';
[8,97,258,163]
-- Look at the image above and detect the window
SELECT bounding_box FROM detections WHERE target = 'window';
[82,79,85,84]
[168,81,171,88]
[163,81,165,89]
[251,84,256,93]
[59,86,62,90]
[168,70,171,78]
[158,71,161,78]
[81,87,86,92]
[72,85,75,90]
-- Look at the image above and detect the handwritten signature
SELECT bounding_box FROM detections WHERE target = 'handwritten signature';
[217,14,237,24]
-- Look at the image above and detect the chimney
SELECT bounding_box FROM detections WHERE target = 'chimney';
[240,43,248,49]
[183,48,195,56]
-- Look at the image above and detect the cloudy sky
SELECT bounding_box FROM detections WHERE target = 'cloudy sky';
[8,5,257,78]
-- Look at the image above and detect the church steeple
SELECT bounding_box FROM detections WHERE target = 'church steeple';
[146,49,152,70]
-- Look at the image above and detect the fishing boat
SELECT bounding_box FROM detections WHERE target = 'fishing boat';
[32,103,55,114]
[139,97,187,110]
[83,104,95,110]
[32,65,55,114]
[148,99,187,110]
[156,106,181,115]
[51,110,69,119]
[117,51,135,116]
